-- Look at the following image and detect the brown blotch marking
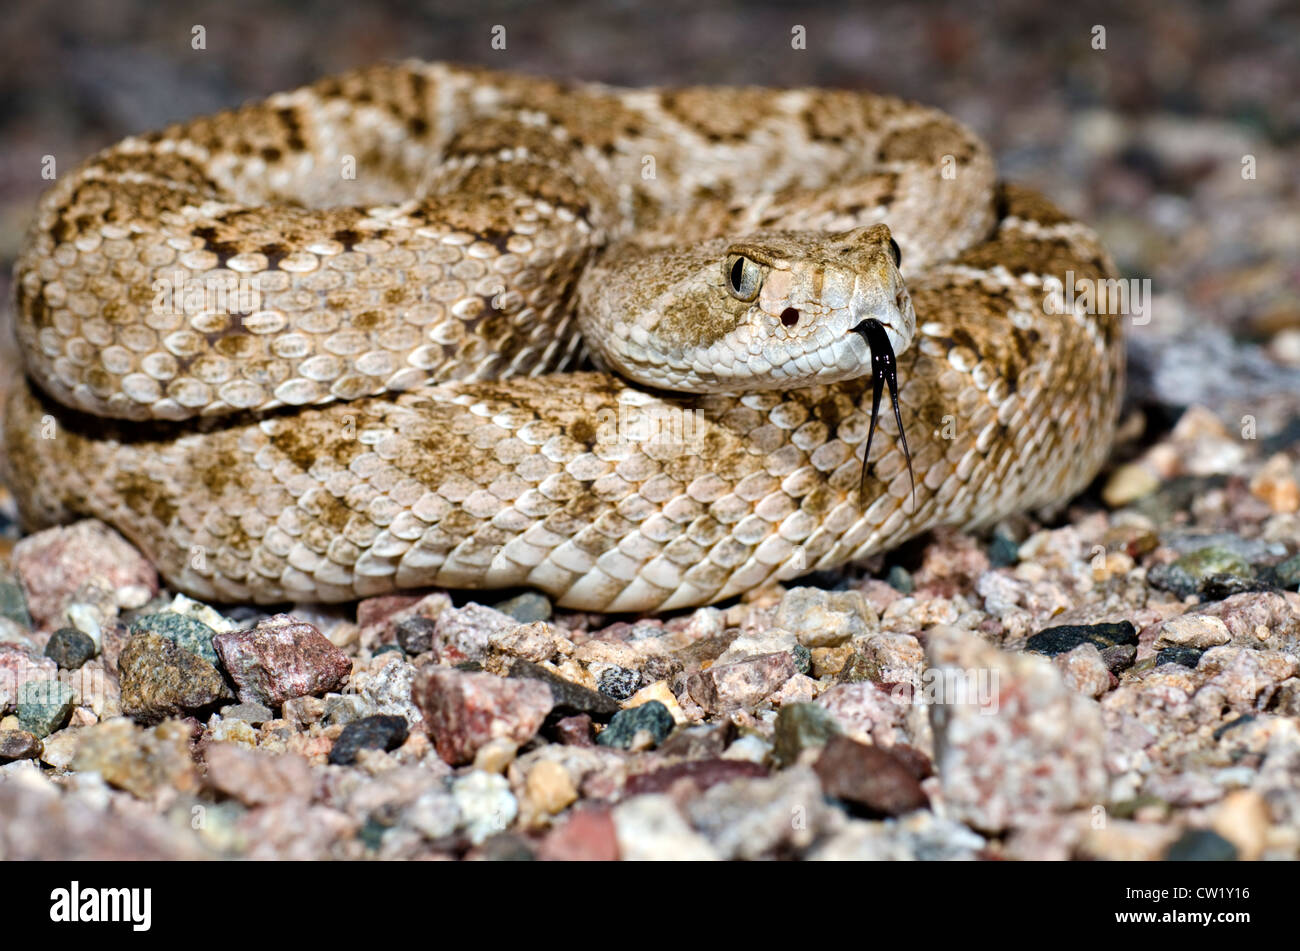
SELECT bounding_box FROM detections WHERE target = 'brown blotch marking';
[195,447,246,498]
[113,470,177,529]
[353,309,393,331]
[332,228,363,250]
[268,414,365,475]
[877,119,977,165]
[661,87,777,143]
[569,417,597,450]
[275,107,307,152]
[995,183,1074,227]
[259,243,290,268]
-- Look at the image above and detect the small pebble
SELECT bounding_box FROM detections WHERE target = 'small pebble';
[1164,828,1238,861]
[773,702,841,765]
[328,714,410,765]
[596,701,674,750]
[1152,615,1231,650]
[72,719,199,799]
[813,735,930,817]
[553,714,594,747]
[509,659,620,718]
[213,614,352,706]
[1156,647,1204,669]
[1174,546,1252,586]
[0,576,32,629]
[988,531,1020,567]
[1276,554,1300,591]
[1102,463,1160,507]
[452,770,518,844]
[525,760,578,815]
[469,833,535,861]
[492,591,553,624]
[1099,644,1138,673]
[0,729,41,761]
[414,666,552,766]
[597,666,641,701]
[119,632,227,723]
[774,587,876,647]
[43,627,96,669]
[17,680,76,738]
[220,701,274,724]
[886,565,914,594]
[130,612,220,666]
[394,615,436,655]
[1024,621,1138,656]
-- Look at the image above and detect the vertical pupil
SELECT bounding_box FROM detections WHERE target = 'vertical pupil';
[730,258,745,290]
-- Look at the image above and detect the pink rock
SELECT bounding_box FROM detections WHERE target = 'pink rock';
[1053,643,1113,699]
[554,714,594,747]
[213,615,352,706]
[11,520,158,630]
[815,681,913,747]
[927,625,1107,833]
[356,591,449,651]
[812,735,929,816]
[0,646,57,714]
[538,806,620,861]
[413,667,553,765]
[624,759,769,797]
[433,603,518,665]
[1192,592,1300,650]
[685,651,796,714]
[203,742,314,806]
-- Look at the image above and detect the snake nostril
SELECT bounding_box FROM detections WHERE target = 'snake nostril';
[780,307,800,327]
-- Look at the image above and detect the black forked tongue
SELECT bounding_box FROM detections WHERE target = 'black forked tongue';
[851,318,915,511]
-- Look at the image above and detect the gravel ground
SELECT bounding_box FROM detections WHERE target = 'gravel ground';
[0,0,1298,860]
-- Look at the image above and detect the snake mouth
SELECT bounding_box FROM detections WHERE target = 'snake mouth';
[850,318,915,510]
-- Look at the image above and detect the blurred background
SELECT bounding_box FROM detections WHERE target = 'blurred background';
[1,0,1298,449]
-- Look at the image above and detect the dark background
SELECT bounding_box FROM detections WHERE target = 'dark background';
[1,0,1298,430]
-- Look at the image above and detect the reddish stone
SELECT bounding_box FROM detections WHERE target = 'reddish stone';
[0,646,57,714]
[554,713,595,747]
[356,592,446,651]
[413,667,552,765]
[887,743,934,781]
[813,735,930,816]
[11,521,158,630]
[203,742,314,806]
[213,614,352,706]
[624,759,769,797]
[537,806,620,861]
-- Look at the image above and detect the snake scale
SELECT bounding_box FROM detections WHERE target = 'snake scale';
[3,62,1124,612]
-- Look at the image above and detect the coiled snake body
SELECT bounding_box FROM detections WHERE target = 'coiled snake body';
[5,63,1123,611]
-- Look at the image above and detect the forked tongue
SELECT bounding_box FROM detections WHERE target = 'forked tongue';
[851,318,915,511]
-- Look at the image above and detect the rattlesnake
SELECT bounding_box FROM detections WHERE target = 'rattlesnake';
[4,62,1124,612]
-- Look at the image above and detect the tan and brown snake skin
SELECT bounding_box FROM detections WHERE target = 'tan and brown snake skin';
[3,62,1124,611]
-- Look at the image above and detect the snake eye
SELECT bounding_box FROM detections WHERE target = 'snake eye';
[889,237,902,268]
[725,254,762,302]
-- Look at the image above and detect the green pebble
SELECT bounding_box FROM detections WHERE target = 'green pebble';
[596,701,674,750]
[17,680,76,739]
[886,565,914,594]
[130,612,220,666]
[0,576,32,630]
[773,702,841,765]
[1276,554,1300,591]
[1173,546,1252,584]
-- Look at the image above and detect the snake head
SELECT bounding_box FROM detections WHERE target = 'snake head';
[576,223,916,395]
